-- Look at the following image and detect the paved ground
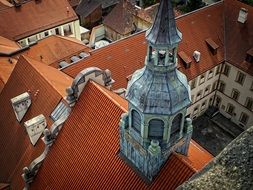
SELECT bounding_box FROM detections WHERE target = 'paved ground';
[192,111,244,156]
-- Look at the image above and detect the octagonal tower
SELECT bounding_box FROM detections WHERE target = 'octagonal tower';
[119,0,193,181]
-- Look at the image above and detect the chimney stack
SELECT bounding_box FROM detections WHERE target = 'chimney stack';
[238,8,248,24]
[193,51,201,63]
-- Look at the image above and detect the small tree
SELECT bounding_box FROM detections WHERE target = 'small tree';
[240,0,253,6]
[187,0,204,11]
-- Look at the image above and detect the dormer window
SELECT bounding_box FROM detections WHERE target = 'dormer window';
[11,92,32,122]
[24,114,47,146]
[246,48,253,63]
[205,38,219,55]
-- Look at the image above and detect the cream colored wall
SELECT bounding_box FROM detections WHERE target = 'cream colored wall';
[187,64,221,119]
[18,20,81,46]
[217,62,253,128]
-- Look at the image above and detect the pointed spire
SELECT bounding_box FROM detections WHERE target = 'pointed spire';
[146,0,182,48]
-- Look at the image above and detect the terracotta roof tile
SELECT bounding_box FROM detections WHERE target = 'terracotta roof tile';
[23,56,73,97]
[62,33,147,89]
[30,81,212,190]
[0,56,71,189]
[0,0,78,40]
[225,0,253,75]
[0,36,21,54]
[22,35,91,68]
[177,2,224,80]
[0,57,17,84]
[63,3,225,88]
[103,0,136,35]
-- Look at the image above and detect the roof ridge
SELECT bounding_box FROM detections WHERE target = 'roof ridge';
[21,55,72,97]
[91,81,128,112]
[176,0,223,20]
[55,35,87,46]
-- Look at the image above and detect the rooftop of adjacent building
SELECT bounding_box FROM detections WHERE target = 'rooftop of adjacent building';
[0,0,78,41]
[179,125,253,190]
[0,35,90,93]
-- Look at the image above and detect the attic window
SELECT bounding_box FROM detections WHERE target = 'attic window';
[11,92,31,122]
[178,51,192,68]
[246,48,253,63]
[24,114,47,146]
[205,38,219,55]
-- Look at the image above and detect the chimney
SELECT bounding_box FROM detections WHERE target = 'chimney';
[193,51,201,63]
[178,51,192,69]
[246,47,253,63]
[238,8,248,24]
[24,114,47,145]
[11,92,32,122]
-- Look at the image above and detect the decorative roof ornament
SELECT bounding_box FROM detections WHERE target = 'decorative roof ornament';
[146,0,182,48]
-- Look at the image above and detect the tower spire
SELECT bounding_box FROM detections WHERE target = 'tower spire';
[119,0,192,182]
[146,0,182,48]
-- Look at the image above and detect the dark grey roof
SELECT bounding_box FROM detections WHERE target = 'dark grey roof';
[75,0,101,17]
[126,66,191,115]
[146,0,182,48]
[76,0,119,16]
[178,126,253,190]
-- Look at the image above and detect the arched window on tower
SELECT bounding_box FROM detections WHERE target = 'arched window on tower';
[132,110,141,134]
[148,119,164,140]
[170,113,183,142]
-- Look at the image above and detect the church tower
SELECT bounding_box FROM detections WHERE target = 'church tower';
[119,0,193,181]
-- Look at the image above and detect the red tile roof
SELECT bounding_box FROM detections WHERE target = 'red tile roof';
[22,35,91,68]
[0,0,78,41]
[0,57,17,84]
[176,2,224,80]
[0,55,72,189]
[103,0,136,35]
[224,0,253,75]
[63,33,147,89]
[0,36,21,54]
[30,81,212,190]
[63,2,226,87]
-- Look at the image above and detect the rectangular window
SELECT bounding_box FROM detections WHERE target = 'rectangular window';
[208,69,214,79]
[231,89,240,101]
[250,81,253,91]
[239,112,249,125]
[212,81,217,91]
[226,103,235,115]
[190,79,196,90]
[222,64,230,77]
[193,106,199,115]
[55,28,60,35]
[216,65,221,75]
[245,97,253,111]
[204,85,210,96]
[196,91,202,101]
[201,101,206,110]
[219,81,225,93]
[44,31,49,36]
[199,74,205,85]
[235,71,245,85]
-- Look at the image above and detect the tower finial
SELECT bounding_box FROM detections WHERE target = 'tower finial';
[146,0,182,48]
